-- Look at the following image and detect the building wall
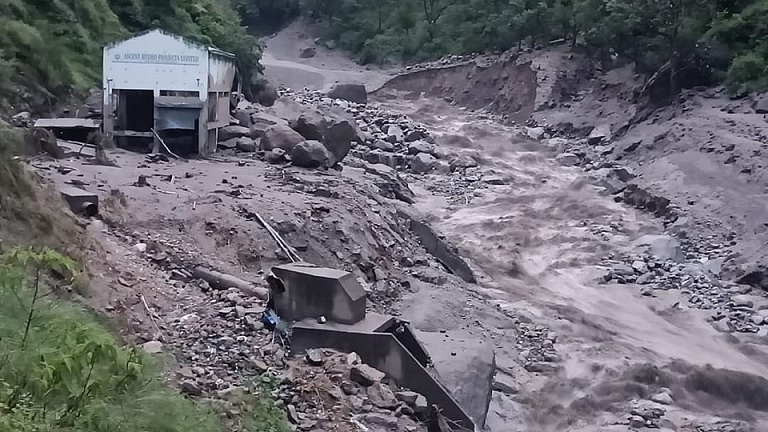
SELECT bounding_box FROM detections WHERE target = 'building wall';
[206,51,237,140]
[103,30,209,103]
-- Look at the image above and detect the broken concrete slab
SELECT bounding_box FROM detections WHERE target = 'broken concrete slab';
[406,216,476,284]
[59,186,98,217]
[269,263,367,324]
[416,329,495,429]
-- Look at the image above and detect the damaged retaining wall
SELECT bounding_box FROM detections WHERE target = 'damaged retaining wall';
[406,215,476,284]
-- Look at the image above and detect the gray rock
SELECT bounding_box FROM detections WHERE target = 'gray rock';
[525,126,545,140]
[405,129,425,142]
[261,124,305,152]
[372,139,395,152]
[233,109,255,128]
[236,137,257,152]
[366,382,398,409]
[11,111,31,127]
[754,94,768,114]
[249,113,286,139]
[305,349,324,366]
[413,394,428,413]
[286,404,300,424]
[328,83,368,105]
[341,381,359,395]
[629,415,646,428]
[395,391,420,405]
[180,380,202,397]
[588,124,611,144]
[411,153,437,174]
[483,175,508,185]
[142,340,163,354]
[359,413,397,428]
[291,140,331,168]
[651,392,674,405]
[256,80,278,107]
[299,47,316,58]
[218,138,238,150]
[218,125,250,142]
[632,235,684,263]
[323,117,356,164]
[294,112,325,141]
[267,148,287,164]
[408,140,434,155]
[492,373,519,395]
[555,153,580,166]
[450,154,478,170]
[386,125,404,143]
[350,364,386,386]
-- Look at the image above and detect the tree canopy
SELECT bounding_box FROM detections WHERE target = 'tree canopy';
[287,0,768,93]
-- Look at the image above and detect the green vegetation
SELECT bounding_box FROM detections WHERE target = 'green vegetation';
[0,0,260,112]
[0,246,289,432]
[279,0,768,93]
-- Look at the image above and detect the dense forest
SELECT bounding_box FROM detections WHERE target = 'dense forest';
[0,0,260,112]
[252,0,768,93]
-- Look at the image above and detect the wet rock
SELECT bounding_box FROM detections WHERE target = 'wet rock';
[218,125,250,142]
[555,153,580,166]
[366,382,398,409]
[411,153,437,174]
[328,83,368,105]
[395,391,420,405]
[236,137,257,152]
[350,364,386,386]
[255,79,279,107]
[287,404,300,423]
[341,381,359,395]
[291,140,332,168]
[322,117,356,164]
[261,124,305,152]
[632,235,684,262]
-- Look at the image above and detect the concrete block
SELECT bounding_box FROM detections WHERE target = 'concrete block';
[59,186,98,217]
[269,263,366,324]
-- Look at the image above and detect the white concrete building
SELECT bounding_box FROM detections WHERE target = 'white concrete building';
[103,29,238,155]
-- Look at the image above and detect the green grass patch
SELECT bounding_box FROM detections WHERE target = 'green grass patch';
[0,247,289,432]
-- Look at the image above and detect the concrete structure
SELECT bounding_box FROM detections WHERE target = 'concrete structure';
[59,187,98,217]
[270,263,479,431]
[269,263,366,325]
[291,314,476,431]
[102,29,237,155]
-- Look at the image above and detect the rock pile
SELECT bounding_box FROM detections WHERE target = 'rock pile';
[276,351,429,432]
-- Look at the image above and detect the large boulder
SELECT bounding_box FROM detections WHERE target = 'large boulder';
[323,118,356,165]
[294,111,325,141]
[236,137,257,152]
[411,153,437,174]
[299,47,316,58]
[261,124,305,152]
[253,78,278,107]
[291,140,331,168]
[291,109,356,165]
[218,125,250,142]
[250,113,286,139]
[327,83,368,105]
